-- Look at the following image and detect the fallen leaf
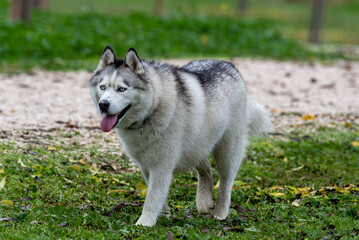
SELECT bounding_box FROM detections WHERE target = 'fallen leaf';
[58,222,68,227]
[166,232,174,240]
[269,192,286,197]
[0,217,16,222]
[79,159,89,166]
[287,164,305,172]
[223,226,243,232]
[18,159,29,168]
[244,226,260,232]
[292,200,300,207]
[214,180,220,189]
[107,189,128,194]
[103,202,141,216]
[47,146,56,151]
[0,169,4,174]
[286,186,300,195]
[109,229,119,236]
[136,182,148,196]
[270,186,284,191]
[20,203,31,211]
[345,122,352,127]
[0,200,13,205]
[0,176,6,190]
[201,228,210,234]
[352,141,359,147]
[298,187,312,192]
[301,114,316,121]
[70,165,81,172]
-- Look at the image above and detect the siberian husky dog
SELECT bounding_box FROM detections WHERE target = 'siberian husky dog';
[89,46,272,226]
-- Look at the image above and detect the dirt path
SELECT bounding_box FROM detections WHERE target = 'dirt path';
[0,59,358,130]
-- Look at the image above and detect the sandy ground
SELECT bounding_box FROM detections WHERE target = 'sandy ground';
[0,59,358,130]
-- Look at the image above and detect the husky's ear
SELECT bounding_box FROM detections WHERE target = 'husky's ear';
[124,48,144,74]
[96,46,116,72]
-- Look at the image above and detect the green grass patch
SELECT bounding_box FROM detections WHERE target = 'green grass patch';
[0,121,358,239]
[0,0,341,72]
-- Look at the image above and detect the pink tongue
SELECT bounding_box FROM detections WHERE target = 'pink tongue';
[100,114,118,132]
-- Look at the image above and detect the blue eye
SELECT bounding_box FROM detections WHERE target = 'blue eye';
[118,87,127,92]
[100,85,106,90]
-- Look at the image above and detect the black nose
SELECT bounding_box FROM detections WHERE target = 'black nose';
[99,100,110,111]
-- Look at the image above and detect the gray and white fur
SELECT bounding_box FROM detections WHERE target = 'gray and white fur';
[89,47,273,226]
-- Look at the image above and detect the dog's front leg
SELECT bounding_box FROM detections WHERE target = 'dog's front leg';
[135,167,173,226]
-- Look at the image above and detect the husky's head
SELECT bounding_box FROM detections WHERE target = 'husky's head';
[90,47,153,132]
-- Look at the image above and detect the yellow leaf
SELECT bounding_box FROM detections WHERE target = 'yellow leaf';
[63,177,73,183]
[201,35,209,45]
[79,159,89,166]
[214,180,220,189]
[0,200,13,205]
[352,141,359,147]
[89,176,101,183]
[283,157,288,162]
[139,188,147,197]
[70,165,81,171]
[261,141,272,147]
[295,123,302,127]
[286,186,300,195]
[191,181,198,186]
[0,169,4,174]
[47,146,56,151]
[301,114,316,121]
[32,165,43,170]
[18,159,29,168]
[270,186,284,191]
[287,164,305,172]
[107,189,128,194]
[269,192,286,197]
[345,122,352,127]
[90,163,100,174]
[174,205,183,209]
[233,181,247,187]
[298,187,311,192]
[0,176,6,190]
[136,182,148,196]
[336,188,350,194]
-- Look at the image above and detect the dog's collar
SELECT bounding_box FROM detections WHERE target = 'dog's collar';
[127,116,150,131]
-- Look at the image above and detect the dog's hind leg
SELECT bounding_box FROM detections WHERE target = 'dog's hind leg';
[212,130,248,220]
[195,159,214,214]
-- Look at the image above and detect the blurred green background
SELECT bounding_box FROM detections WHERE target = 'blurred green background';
[0,0,358,72]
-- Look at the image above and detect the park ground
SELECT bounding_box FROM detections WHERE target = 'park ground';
[0,0,359,239]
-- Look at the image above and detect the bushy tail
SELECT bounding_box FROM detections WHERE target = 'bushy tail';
[247,98,273,136]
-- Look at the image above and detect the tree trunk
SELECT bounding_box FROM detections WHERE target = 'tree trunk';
[309,0,325,43]
[34,0,49,9]
[238,0,248,15]
[153,0,163,17]
[10,0,36,25]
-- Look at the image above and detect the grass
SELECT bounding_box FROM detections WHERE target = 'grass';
[0,0,349,73]
[46,0,359,45]
[1,118,358,239]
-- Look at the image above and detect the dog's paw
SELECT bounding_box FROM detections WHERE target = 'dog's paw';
[196,199,213,214]
[212,207,228,220]
[196,191,213,214]
[135,216,156,227]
